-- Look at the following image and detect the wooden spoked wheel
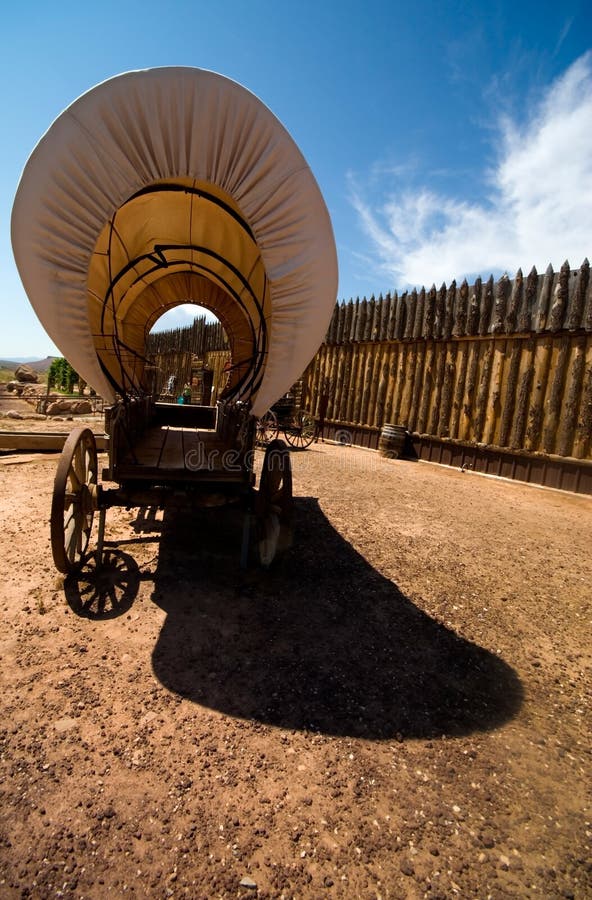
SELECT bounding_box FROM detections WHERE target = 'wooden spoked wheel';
[284,410,316,450]
[51,427,98,574]
[256,409,280,446]
[256,439,293,567]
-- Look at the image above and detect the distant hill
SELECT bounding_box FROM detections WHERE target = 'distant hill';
[0,356,57,373]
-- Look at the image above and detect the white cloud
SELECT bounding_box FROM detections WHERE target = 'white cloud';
[350,52,592,288]
[150,303,218,333]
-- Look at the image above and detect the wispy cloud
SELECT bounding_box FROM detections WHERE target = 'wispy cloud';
[349,52,592,289]
[554,17,574,56]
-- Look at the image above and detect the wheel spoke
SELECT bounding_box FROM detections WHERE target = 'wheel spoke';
[75,507,85,555]
[63,507,76,533]
[65,516,79,563]
[85,449,97,487]
[68,461,81,490]
[72,443,85,484]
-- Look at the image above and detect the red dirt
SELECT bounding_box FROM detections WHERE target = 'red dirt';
[0,432,590,898]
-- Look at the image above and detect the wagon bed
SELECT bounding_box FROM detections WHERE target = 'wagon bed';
[109,402,249,483]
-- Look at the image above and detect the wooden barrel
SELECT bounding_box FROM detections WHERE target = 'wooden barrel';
[378,423,407,459]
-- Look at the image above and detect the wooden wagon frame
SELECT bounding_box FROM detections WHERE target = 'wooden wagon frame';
[50,397,293,572]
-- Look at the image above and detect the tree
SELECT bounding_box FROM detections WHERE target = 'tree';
[48,358,79,393]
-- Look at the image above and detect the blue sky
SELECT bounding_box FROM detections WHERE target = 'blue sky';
[1,0,590,357]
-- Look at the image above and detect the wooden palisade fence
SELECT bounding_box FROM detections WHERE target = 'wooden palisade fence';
[147,316,229,398]
[143,262,592,492]
[148,315,227,358]
[302,260,592,493]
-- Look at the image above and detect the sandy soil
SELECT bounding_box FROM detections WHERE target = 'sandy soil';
[0,424,590,898]
[0,385,104,435]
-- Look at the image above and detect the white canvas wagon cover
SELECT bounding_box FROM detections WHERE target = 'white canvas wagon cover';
[11,67,338,416]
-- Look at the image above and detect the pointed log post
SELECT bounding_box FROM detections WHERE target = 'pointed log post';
[417,343,436,434]
[584,265,592,332]
[370,294,381,341]
[345,345,362,423]
[387,291,398,340]
[312,346,328,418]
[453,279,468,337]
[443,280,456,340]
[524,336,553,452]
[499,342,523,448]
[517,266,538,333]
[413,287,425,340]
[399,342,418,427]
[338,345,353,422]
[409,341,428,432]
[428,345,448,435]
[549,260,571,332]
[404,290,416,341]
[362,297,374,342]
[491,274,510,334]
[379,293,390,341]
[343,300,354,343]
[572,340,592,458]
[367,345,382,425]
[309,349,324,418]
[359,346,376,425]
[478,276,494,335]
[437,343,458,437]
[326,304,338,344]
[384,344,399,424]
[424,284,437,338]
[352,345,367,424]
[333,345,347,423]
[505,268,522,334]
[377,293,386,340]
[335,302,346,344]
[467,277,481,335]
[326,347,340,419]
[395,291,407,340]
[392,345,408,425]
[473,343,494,442]
[542,336,570,453]
[375,344,391,427]
[353,298,364,343]
[350,298,360,342]
[450,341,469,438]
[324,347,336,420]
[484,339,506,445]
[510,339,535,450]
[566,259,590,331]
[536,264,554,332]
[435,283,446,338]
[557,335,587,457]
[461,341,482,441]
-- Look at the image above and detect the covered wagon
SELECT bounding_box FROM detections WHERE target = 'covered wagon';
[11,67,337,572]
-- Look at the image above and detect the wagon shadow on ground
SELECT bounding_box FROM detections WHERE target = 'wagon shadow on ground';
[64,549,142,620]
[149,497,523,741]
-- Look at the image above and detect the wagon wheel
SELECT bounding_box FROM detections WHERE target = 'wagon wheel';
[283,410,316,450]
[51,427,98,574]
[256,409,280,446]
[256,439,293,567]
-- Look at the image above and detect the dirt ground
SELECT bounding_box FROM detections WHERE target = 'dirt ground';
[0,412,590,898]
